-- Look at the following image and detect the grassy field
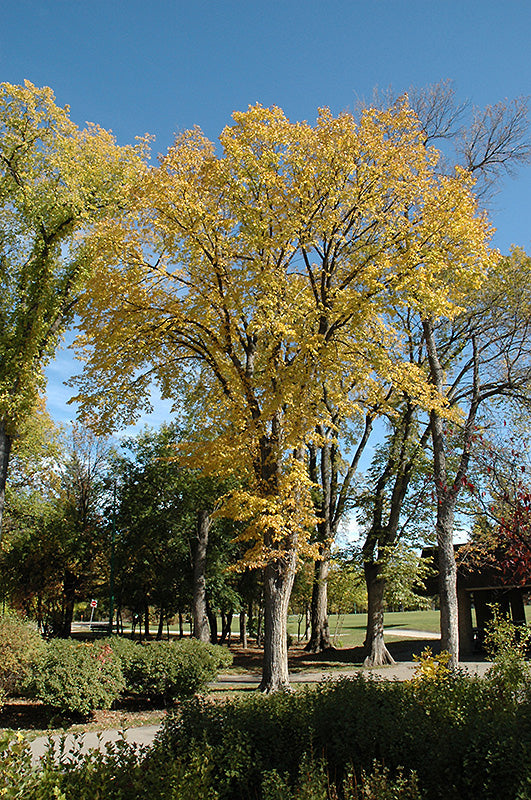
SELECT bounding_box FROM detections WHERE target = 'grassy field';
[134,609,442,645]
[113,606,531,646]
[287,609,441,648]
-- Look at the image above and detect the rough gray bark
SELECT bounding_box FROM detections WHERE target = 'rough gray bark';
[423,319,460,666]
[0,421,12,540]
[306,557,333,652]
[423,318,480,668]
[433,467,460,663]
[363,561,395,666]
[260,551,297,693]
[192,509,211,643]
[256,425,300,692]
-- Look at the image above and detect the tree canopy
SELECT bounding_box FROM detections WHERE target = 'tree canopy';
[71,100,493,689]
[0,80,144,534]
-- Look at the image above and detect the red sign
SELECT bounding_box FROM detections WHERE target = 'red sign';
[90,599,97,608]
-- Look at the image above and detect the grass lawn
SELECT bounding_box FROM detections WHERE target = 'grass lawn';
[287,609,441,648]
[121,608,442,644]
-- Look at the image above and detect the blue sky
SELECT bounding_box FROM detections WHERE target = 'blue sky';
[2,0,531,429]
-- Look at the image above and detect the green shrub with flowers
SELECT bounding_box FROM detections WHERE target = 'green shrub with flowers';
[31,639,125,715]
[0,613,45,708]
[25,636,232,715]
[114,638,233,702]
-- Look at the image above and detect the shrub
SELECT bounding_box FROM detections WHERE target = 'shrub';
[31,639,125,715]
[157,689,315,797]
[0,732,37,798]
[0,612,45,701]
[157,673,531,800]
[115,638,232,702]
[107,635,138,674]
[484,611,531,705]
[344,762,421,800]
[411,646,451,683]
[0,733,424,800]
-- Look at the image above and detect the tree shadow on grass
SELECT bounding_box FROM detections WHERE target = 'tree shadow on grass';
[229,638,449,674]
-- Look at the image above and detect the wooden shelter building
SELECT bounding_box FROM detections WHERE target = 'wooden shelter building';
[421,546,531,655]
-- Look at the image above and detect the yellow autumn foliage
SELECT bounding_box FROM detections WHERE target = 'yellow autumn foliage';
[0,81,145,433]
[73,100,494,565]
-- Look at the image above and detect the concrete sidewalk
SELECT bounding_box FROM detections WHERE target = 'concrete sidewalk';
[29,724,162,765]
[211,658,490,688]
[28,658,491,765]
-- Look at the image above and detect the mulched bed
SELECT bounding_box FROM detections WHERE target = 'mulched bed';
[0,696,167,735]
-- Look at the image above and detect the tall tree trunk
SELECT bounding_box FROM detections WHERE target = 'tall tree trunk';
[257,427,299,691]
[429,404,460,666]
[192,509,211,643]
[423,319,480,669]
[306,414,374,654]
[306,556,333,652]
[144,603,150,639]
[436,498,459,660]
[206,598,218,644]
[239,610,247,648]
[428,386,460,667]
[260,552,297,693]
[256,602,263,645]
[0,422,12,540]
[361,400,428,667]
[363,560,395,667]
[219,611,233,645]
[156,607,164,640]
[247,600,254,641]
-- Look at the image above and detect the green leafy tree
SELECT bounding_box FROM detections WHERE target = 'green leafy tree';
[1,424,112,636]
[0,80,143,535]
[112,425,241,642]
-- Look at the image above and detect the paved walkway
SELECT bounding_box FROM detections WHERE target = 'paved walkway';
[211,658,490,688]
[29,724,161,765]
[28,655,490,765]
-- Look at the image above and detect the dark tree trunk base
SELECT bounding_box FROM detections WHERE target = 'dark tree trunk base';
[363,642,396,668]
[304,636,336,654]
[306,557,332,654]
[258,680,293,694]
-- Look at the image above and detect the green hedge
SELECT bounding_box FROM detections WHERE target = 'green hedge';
[109,637,233,701]
[4,669,531,798]
[26,636,233,715]
[0,613,45,705]
[31,639,125,715]
[155,671,531,800]
[0,733,420,800]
